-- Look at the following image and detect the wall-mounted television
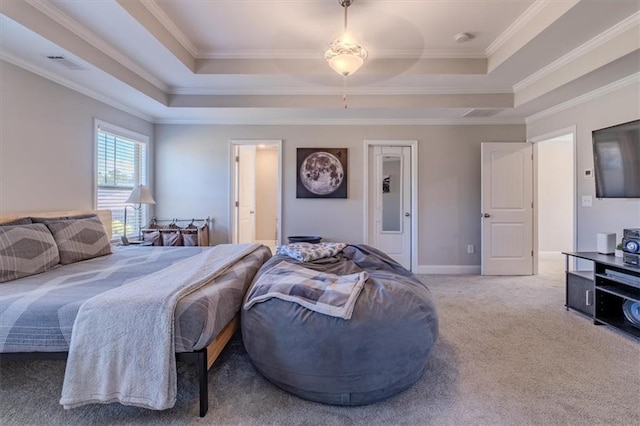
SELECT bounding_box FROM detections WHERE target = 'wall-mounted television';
[592,119,640,199]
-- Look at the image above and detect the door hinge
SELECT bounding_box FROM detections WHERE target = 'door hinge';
[235,156,239,162]
[531,250,534,256]
[531,202,533,208]
[235,201,239,207]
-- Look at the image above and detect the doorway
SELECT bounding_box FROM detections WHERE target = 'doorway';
[364,140,418,271]
[230,140,282,253]
[532,129,576,272]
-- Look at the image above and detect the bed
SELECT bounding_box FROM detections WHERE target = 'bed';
[0,210,271,416]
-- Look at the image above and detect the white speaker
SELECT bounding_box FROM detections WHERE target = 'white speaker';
[597,233,616,254]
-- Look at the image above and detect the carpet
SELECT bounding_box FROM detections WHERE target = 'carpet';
[1,258,638,425]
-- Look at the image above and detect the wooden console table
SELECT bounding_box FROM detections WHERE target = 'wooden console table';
[563,252,640,340]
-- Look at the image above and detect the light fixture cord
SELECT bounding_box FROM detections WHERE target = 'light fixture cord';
[343,75,348,109]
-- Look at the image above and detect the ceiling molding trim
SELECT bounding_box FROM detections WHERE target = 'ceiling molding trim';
[153,117,525,126]
[525,73,639,124]
[374,50,487,59]
[486,0,549,56]
[197,49,487,60]
[515,11,640,91]
[139,0,198,57]
[1,51,155,122]
[24,0,169,92]
[169,86,514,96]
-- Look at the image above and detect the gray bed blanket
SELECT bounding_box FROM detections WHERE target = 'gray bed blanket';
[244,260,367,319]
[60,243,260,411]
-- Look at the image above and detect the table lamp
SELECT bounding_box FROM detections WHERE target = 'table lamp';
[122,185,156,245]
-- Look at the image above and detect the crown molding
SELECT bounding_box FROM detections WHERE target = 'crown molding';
[486,0,549,57]
[169,86,514,96]
[515,11,640,92]
[24,0,168,92]
[197,49,487,60]
[140,0,199,57]
[525,73,639,123]
[1,51,155,123]
[154,117,525,126]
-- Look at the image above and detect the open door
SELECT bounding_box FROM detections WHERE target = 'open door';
[237,145,256,244]
[481,142,533,275]
[231,140,282,249]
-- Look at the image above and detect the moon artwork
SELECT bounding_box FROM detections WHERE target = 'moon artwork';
[296,148,348,198]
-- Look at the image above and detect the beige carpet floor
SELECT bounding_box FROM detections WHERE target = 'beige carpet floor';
[1,258,638,425]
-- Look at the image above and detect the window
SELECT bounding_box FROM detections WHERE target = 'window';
[95,120,149,240]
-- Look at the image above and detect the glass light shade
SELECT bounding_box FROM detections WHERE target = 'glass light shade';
[324,33,368,77]
[125,185,156,205]
[327,54,364,76]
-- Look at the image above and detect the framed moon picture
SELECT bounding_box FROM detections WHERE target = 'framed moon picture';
[296,148,348,198]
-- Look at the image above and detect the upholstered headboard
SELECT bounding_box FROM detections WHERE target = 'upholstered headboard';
[0,210,113,240]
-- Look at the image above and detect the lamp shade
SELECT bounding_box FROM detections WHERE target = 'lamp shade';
[327,53,364,76]
[125,185,156,205]
[324,33,368,77]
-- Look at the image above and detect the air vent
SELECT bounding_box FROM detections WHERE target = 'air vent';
[462,108,503,118]
[46,55,87,70]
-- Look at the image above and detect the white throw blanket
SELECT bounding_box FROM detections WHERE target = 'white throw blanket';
[244,261,367,320]
[60,243,260,411]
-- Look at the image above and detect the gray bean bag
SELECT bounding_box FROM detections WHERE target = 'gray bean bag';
[241,244,438,405]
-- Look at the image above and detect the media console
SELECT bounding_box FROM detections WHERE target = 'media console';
[563,252,640,340]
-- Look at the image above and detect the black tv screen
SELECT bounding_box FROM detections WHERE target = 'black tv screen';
[592,119,640,198]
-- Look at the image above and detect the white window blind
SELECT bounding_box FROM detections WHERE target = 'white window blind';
[95,123,148,240]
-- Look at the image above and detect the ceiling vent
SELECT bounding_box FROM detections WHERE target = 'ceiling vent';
[462,108,503,118]
[46,55,87,70]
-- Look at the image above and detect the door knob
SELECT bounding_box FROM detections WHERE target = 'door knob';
[404,212,410,217]
[482,213,490,218]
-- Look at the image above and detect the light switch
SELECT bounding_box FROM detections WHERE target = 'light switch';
[581,195,592,207]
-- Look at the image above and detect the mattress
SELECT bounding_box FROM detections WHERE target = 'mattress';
[0,245,271,353]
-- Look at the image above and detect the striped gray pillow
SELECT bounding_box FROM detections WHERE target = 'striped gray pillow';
[0,224,60,283]
[43,217,112,264]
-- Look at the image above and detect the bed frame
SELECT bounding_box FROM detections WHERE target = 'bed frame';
[0,209,238,417]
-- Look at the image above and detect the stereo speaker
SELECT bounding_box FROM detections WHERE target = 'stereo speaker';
[622,238,640,254]
[596,233,616,255]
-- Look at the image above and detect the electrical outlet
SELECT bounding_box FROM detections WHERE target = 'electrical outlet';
[581,195,592,207]
[467,244,475,254]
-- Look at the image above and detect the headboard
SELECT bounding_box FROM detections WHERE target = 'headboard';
[0,210,113,240]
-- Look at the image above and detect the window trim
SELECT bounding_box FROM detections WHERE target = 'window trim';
[93,119,151,239]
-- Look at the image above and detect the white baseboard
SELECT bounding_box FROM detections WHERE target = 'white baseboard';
[415,265,481,275]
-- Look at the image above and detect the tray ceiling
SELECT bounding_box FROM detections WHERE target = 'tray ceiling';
[0,0,638,124]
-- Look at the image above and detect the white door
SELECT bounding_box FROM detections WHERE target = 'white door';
[481,142,533,275]
[237,145,256,244]
[371,146,412,269]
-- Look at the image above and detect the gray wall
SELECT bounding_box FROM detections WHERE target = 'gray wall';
[0,61,154,214]
[527,82,640,251]
[154,124,525,267]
